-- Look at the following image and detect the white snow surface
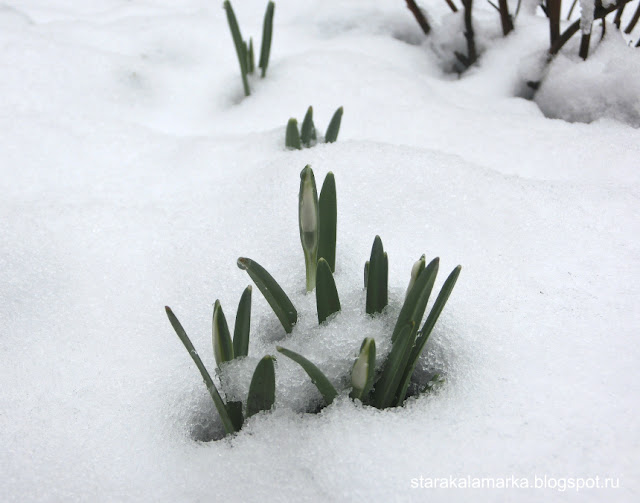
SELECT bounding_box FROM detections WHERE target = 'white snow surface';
[1,1,639,501]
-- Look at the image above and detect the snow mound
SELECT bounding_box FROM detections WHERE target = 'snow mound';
[536,30,640,127]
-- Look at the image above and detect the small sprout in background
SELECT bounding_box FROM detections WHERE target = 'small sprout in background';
[285,106,343,148]
[324,106,343,143]
[285,118,301,149]
[259,1,275,77]
[299,166,319,291]
[224,1,275,97]
[300,106,317,147]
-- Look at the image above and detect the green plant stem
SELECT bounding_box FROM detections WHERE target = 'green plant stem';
[233,285,252,358]
[246,355,276,417]
[259,1,275,77]
[276,346,338,405]
[165,307,237,435]
[318,172,337,272]
[223,1,251,97]
[237,257,298,333]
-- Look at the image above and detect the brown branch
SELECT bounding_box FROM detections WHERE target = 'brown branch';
[405,0,431,35]
[498,0,514,36]
[550,0,632,56]
[625,2,640,34]
[547,0,562,46]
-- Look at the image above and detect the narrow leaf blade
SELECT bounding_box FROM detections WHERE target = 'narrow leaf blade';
[237,257,298,333]
[258,1,275,77]
[213,300,234,366]
[318,172,337,272]
[223,0,250,96]
[233,285,252,358]
[300,106,316,146]
[395,265,461,405]
[246,355,276,418]
[366,236,388,314]
[324,106,343,143]
[316,258,341,324]
[165,306,236,434]
[276,346,338,405]
[285,118,301,149]
[373,322,415,409]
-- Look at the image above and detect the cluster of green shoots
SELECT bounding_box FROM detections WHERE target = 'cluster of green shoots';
[285,106,343,149]
[165,166,461,438]
[224,0,275,96]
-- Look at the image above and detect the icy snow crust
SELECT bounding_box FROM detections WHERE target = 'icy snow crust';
[1,1,639,501]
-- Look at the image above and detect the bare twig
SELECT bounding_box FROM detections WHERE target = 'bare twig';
[550,0,632,55]
[547,0,561,46]
[498,0,514,35]
[567,0,579,20]
[614,3,626,28]
[444,0,459,12]
[579,30,591,60]
[625,2,640,34]
[461,0,477,66]
[405,0,431,35]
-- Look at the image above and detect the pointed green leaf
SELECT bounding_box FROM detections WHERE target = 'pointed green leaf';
[223,0,250,96]
[233,285,252,358]
[405,254,426,299]
[366,236,388,314]
[391,257,439,344]
[286,118,301,150]
[395,265,461,406]
[246,355,276,418]
[165,306,236,434]
[350,338,376,401]
[247,37,255,74]
[373,322,415,409]
[276,346,338,405]
[213,300,234,366]
[258,1,275,77]
[364,260,369,288]
[324,106,343,143]
[299,165,319,291]
[300,106,317,147]
[226,401,244,431]
[316,258,341,324]
[237,257,297,333]
[318,172,337,272]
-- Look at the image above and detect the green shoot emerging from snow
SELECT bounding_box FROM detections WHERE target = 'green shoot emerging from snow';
[164,165,460,438]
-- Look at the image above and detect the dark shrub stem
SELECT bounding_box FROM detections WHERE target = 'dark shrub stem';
[625,2,640,34]
[498,0,514,36]
[405,0,431,35]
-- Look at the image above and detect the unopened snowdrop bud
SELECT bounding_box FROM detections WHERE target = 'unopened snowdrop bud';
[350,337,376,401]
[213,300,234,366]
[405,254,426,300]
[299,165,319,291]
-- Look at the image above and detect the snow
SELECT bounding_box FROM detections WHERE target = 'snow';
[1,1,639,501]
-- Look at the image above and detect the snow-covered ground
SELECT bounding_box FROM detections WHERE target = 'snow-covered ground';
[1,1,639,501]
